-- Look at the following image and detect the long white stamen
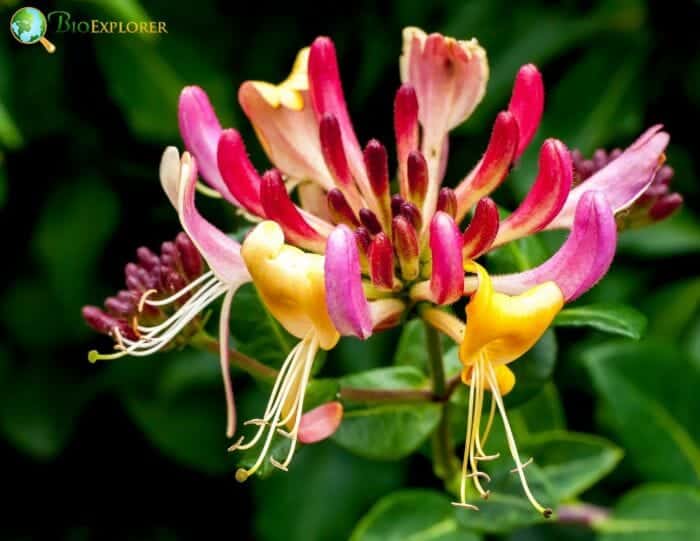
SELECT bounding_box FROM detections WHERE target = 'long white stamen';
[144,271,215,307]
[486,363,552,518]
[220,286,237,438]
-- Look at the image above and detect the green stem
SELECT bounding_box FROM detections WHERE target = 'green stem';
[192,333,278,381]
[424,322,458,482]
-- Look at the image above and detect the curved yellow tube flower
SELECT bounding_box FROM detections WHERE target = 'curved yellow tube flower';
[232,221,339,481]
[456,261,563,516]
[249,47,310,111]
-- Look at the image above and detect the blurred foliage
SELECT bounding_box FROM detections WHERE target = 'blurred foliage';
[1,0,699,538]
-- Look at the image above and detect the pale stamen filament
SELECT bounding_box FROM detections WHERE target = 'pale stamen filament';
[456,358,479,508]
[485,363,552,518]
[142,270,215,307]
[234,332,318,482]
[468,358,490,498]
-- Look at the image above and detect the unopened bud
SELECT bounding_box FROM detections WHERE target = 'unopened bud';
[436,188,457,218]
[392,216,419,280]
[368,232,395,289]
[328,188,360,226]
[407,150,428,206]
[359,208,383,235]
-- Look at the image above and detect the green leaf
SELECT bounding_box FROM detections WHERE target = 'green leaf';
[583,340,700,484]
[95,34,236,141]
[119,349,232,474]
[351,490,480,541]
[554,304,647,340]
[521,431,623,501]
[619,210,700,257]
[340,366,429,391]
[0,99,22,150]
[507,329,558,407]
[643,277,700,341]
[333,402,441,460]
[596,485,700,540]
[454,462,554,534]
[393,319,464,378]
[253,441,405,541]
[230,283,294,367]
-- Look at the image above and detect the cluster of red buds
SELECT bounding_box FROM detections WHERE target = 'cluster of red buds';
[572,148,682,227]
[82,232,205,354]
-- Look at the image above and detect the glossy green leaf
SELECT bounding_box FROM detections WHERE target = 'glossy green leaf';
[333,402,441,460]
[507,330,558,407]
[393,319,461,377]
[521,431,623,501]
[340,366,429,392]
[583,340,700,484]
[454,462,554,534]
[643,277,700,341]
[554,304,647,339]
[351,490,480,541]
[230,283,294,368]
[596,485,700,540]
[253,441,405,541]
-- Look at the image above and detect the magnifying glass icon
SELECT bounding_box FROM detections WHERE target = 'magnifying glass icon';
[10,7,56,54]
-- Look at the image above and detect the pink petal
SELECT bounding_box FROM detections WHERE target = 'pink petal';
[178,86,237,205]
[494,139,573,246]
[430,211,464,305]
[462,197,499,259]
[298,402,344,444]
[324,225,372,339]
[508,64,544,160]
[216,129,265,217]
[260,169,327,253]
[489,191,617,302]
[548,126,670,229]
[400,28,488,153]
[455,111,520,222]
[238,82,333,189]
[308,37,373,206]
[394,84,419,198]
[162,147,251,286]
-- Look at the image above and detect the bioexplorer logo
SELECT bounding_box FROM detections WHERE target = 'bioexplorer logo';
[9,6,168,54]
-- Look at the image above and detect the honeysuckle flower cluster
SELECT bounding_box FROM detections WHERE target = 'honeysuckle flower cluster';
[83,27,679,514]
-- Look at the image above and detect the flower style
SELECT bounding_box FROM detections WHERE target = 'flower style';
[84,24,679,499]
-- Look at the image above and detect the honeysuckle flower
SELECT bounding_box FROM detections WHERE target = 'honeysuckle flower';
[423,190,617,513]
[85,24,680,487]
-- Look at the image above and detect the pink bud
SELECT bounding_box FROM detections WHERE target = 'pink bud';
[462,198,499,259]
[394,84,419,197]
[407,150,428,206]
[364,139,390,197]
[392,216,419,280]
[436,188,457,218]
[298,402,344,444]
[369,233,395,289]
[320,113,353,186]
[429,211,464,305]
[508,64,544,159]
[176,232,203,279]
[82,306,119,335]
[650,193,683,221]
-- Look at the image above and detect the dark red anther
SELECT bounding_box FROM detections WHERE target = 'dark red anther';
[400,202,422,231]
[359,208,383,235]
[327,188,360,226]
[368,232,395,289]
[436,188,457,218]
[407,150,428,206]
[364,139,390,197]
[320,113,353,186]
[176,232,203,279]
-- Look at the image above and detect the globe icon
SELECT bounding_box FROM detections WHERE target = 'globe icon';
[9,6,55,53]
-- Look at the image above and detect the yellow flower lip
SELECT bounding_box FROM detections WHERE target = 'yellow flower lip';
[241,220,339,350]
[459,261,564,368]
[250,47,310,111]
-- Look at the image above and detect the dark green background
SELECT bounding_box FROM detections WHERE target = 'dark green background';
[1,0,699,538]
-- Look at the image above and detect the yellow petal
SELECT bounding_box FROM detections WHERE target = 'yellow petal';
[461,364,516,395]
[241,221,339,350]
[248,47,309,111]
[460,261,563,367]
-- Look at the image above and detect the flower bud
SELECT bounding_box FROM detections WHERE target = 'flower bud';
[320,113,353,186]
[392,215,419,280]
[407,150,428,206]
[359,208,383,235]
[436,187,457,218]
[368,232,395,289]
[327,188,360,226]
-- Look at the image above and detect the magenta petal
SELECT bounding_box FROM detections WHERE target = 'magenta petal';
[324,225,373,339]
[298,402,344,444]
[495,139,573,246]
[394,84,419,197]
[508,64,544,160]
[217,129,265,217]
[462,197,499,259]
[260,169,327,253]
[549,126,670,229]
[169,149,250,285]
[491,191,616,302]
[455,111,519,222]
[430,211,464,305]
[178,86,237,204]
